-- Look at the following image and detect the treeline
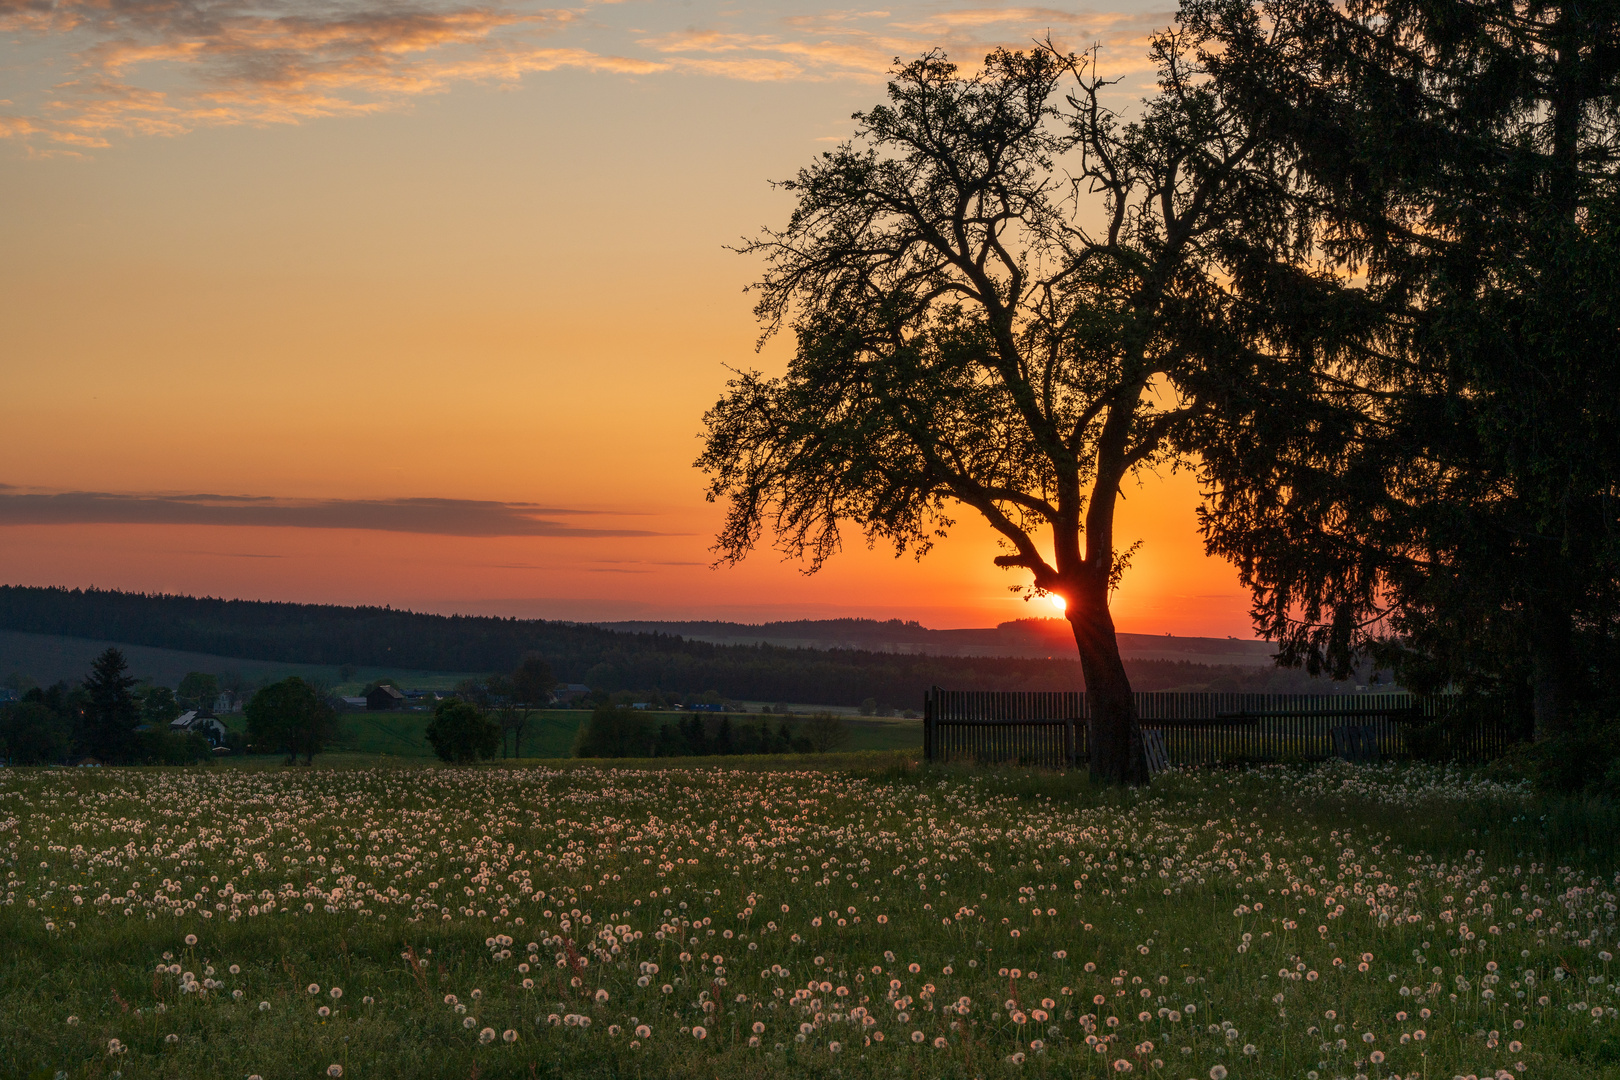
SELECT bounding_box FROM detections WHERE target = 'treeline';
[572,707,852,759]
[0,586,1329,709]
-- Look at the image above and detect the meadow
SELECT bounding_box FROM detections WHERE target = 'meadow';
[2,757,1617,1080]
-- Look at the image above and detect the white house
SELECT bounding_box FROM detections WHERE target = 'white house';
[171,711,229,746]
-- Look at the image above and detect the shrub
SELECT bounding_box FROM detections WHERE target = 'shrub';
[0,702,70,765]
[425,700,501,764]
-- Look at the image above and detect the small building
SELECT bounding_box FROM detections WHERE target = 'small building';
[338,695,369,711]
[553,683,591,704]
[171,711,229,746]
[366,684,407,711]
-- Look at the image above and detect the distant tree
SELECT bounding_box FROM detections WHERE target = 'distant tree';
[858,698,878,717]
[802,713,852,754]
[0,701,70,765]
[654,723,682,757]
[218,671,251,712]
[176,672,220,712]
[678,715,710,756]
[574,704,655,758]
[425,700,500,764]
[713,715,735,755]
[141,686,181,725]
[245,677,338,764]
[507,652,555,757]
[81,648,140,762]
[512,652,555,704]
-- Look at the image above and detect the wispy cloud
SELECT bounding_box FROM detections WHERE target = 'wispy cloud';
[0,0,665,149]
[0,0,1165,150]
[0,489,668,537]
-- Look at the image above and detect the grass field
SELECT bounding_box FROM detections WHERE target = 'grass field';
[3,758,1617,1079]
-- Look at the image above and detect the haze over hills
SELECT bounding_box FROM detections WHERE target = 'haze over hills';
[597,618,1278,666]
[0,586,1364,708]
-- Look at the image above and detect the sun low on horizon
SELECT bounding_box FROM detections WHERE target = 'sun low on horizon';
[0,0,1254,638]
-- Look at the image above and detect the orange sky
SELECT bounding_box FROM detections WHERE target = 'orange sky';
[0,0,1255,635]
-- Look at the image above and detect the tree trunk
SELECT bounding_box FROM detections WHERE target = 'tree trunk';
[1529,593,1574,742]
[1068,583,1149,785]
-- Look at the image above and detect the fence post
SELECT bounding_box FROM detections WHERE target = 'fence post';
[924,686,936,763]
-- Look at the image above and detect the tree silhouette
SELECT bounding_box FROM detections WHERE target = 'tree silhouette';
[1184,0,1620,739]
[700,42,1293,783]
[245,677,337,764]
[81,647,139,762]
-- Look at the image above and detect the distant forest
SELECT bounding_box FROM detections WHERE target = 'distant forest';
[0,586,1335,709]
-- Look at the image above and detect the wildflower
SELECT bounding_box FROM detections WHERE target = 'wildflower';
[66,1017,78,1026]
[260,1002,271,1011]
[503,1029,518,1043]
[329,987,342,999]
[912,1031,925,1043]
[635,1025,652,1038]
[479,1028,496,1044]
[307,983,320,995]
[318,1006,331,1018]
[1210,1067,1228,1080]
[829,1041,842,1053]
[693,1026,708,1040]
[1010,1052,1027,1064]
[595,988,609,1003]
[1114,1061,1132,1072]
[464,1017,477,1029]
[185,934,198,946]
[753,1021,766,1034]
[1371,1051,1385,1064]
[328,1067,343,1078]
[165,1034,179,1044]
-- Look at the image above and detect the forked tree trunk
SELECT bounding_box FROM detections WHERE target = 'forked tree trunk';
[1068,582,1149,785]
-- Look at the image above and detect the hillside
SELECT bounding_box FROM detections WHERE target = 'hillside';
[0,586,1342,708]
[598,617,1278,666]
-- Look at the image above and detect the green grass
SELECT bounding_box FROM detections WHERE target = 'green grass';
[2,759,1615,1079]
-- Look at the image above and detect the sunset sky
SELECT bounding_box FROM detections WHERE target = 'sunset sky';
[0,0,1255,635]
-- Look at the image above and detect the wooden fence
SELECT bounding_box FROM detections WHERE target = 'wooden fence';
[921,688,1520,769]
